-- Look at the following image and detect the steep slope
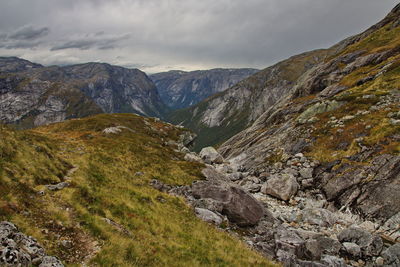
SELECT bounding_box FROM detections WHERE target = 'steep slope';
[219,3,400,225]
[0,114,275,266]
[150,68,258,109]
[0,58,168,129]
[168,50,329,151]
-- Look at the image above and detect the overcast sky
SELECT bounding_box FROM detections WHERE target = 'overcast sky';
[0,0,398,73]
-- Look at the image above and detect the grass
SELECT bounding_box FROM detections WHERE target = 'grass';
[0,114,277,266]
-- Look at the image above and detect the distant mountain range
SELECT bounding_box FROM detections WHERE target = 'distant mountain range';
[150,68,258,109]
[0,57,166,128]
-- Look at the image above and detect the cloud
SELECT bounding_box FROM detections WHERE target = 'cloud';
[0,0,398,72]
[0,25,50,49]
[50,33,130,51]
[8,25,50,40]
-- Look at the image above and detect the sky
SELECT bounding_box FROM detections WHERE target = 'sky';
[0,0,398,73]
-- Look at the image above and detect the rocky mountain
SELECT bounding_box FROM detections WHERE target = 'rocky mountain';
[0,114,275,266]
[150,68,258,109]
[204,3,400,266]
[168,50,329,150]
[0,58,167,128]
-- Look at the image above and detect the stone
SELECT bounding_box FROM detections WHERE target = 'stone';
[195,208,223,225]
[315,236,342,255]
[201,166,229,182]
[299,168,313,179]
[320,255,347,267]
[45,182,69,191]
[227,172,242,181]
[261,174,299,201]
[381,243,400,266]
[298,208,337,227]
[191,181,264,226]
[342,242,361,258]
[184,153,203,163]
[39,256,64,267]
[338,226,383,257]
[61,240,73,249]
[375,256,384,266]
[304,239,322,260]
[199,147,224,164]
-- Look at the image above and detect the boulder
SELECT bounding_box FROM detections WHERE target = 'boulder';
[261,174,299,201]
[39,256,63,267]
[314,236,341,256]
[298,208,337,227]
[201,166,229,182]
[45,182,69,191]
[184,153,203,163]
[338,226,383,257]
[320,255,347,267]
[191,181,264,226]
[342,242,361,258]
[195,208,223,225]
[199,147,224,164]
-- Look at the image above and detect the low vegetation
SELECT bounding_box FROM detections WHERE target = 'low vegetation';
[0,114,277,266]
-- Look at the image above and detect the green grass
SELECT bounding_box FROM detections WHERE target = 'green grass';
[0,114,277,266]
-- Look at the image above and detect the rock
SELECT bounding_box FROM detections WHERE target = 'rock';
[60,240,73,249]
[227,172,243,181]
[315,236,342,255]
[304,239,322,260]
[375,256,384,266]
[179,131,197,147]
[39,256,64,267]
[342,242,361,258]
[298,208,337,227]
[45,182,69,191]
[297,100,344,124]
[381,243,400,267]
[201,166,229,182]
[320,255,347,267]
[261,174,299,201]
[199,147,224,164]
[184,153,203,163]
[195,208,223,225]
[192,198,224,213]
[338,226,383,257]
[191,182,264,226]
[299,168,313,179]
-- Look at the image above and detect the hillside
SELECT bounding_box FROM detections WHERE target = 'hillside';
[0,58,167,129]
[208,4,400,266]
[0,114,276,266]
[150,68,258,109]
[167,50,329,151]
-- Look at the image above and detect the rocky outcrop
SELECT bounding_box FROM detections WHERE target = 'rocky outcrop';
[0,221,63,266]
[150,68,258,109]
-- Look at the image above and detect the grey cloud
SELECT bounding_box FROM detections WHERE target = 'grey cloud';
[8,25,50,40]
[0,0,398,72]
[51,33,130,51]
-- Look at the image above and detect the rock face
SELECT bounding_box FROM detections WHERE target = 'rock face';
[150,68,258,109]
[0,58,167,128]
[0,221,63,266]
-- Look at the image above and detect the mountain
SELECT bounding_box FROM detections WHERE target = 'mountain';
[150,68,258,109]
[0,114,275,266]
[206,4,400,265]
[167,50,329,150]
[0,58,168,128]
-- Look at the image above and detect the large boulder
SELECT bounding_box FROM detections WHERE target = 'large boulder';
[191,181,264,226]
[261,174,299,201]
[199,147,224,164]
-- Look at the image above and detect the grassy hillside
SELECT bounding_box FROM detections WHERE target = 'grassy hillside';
[0,114,276,266]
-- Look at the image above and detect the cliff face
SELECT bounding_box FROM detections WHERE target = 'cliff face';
[218,3,400,222]
[0,59,168,128]
[151,68,258,109]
